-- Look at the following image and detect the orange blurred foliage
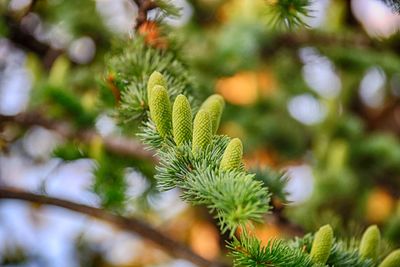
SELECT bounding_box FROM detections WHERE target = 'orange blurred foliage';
[216,70,276,106]
[106,73,121,104]
[138,21,168,49]
[244,149,279,168]
[189,221,220,260]
[366,187,395,223]
[219,121,246,139]
[237,222,282,247]
[255,223,282,246]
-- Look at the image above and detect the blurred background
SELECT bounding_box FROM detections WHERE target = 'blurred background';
[1,0,400,266]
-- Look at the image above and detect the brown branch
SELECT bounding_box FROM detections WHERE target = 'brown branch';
[4,15,62,69]
[0,112,157,163]
[133,0,158,30]
[0,187,228,267]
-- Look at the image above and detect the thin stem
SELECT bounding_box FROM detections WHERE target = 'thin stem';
[133,0,158,29]
[0,187,228,267]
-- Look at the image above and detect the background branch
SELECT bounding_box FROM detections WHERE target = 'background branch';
[0,187,228,267]
[4,15,62,69]
[0,112,157,163]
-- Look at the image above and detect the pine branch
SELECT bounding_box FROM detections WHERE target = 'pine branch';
[228,234,314,267]
[0,187,228,267]
[229,224,393,267]
[140,120,271,235]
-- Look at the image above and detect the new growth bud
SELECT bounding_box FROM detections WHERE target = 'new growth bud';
[220,138,243,171]
[379,250,400,267]
[149,85,172,138]
[172,94,192,146]
[192,109,212,154]
[200,94,225,134]
[359,225,381,261]
[147,71,167,102]
[310,224,334,265]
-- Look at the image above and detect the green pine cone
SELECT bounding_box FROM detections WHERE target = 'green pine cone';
[379,250,400,267]
[359,225,381,260]
[310,224,334,265]
[220,138,243,171]
[192,109,212,154]
[147,71,167,102]
[149,85,172,138]
[200,94,225,134]
[172,94,192,146]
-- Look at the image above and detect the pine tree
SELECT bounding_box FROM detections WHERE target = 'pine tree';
[1,0,400,266]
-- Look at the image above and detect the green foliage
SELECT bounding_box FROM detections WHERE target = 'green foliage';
[149,85,172,138]
[252,167,289,202]
[385,210,400,245]
[181,168,269,233]
[290,232,374,267]
[52,142,88,161]
[310,224,334,265]
[138,119,171,150]
[93,156,127,211]
[200,94,225,134]
[47,88,95,126]
[220,138,243,171]
[154,0,181,18]
[172,94,193,146]
[266,0,312,29]
[327,241,374,267]
[154,135,231,190]
[35,0,110,38]
[152,134,270,234]
[359,225,381,261]
[192,109,213,155]
[352,134,400,179]
[228,234,314,267]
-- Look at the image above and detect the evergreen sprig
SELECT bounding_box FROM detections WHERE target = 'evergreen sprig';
[140,100,270,234]
[327,242,374,267]
[228,234,314,267]
[231,225,388,267]
[154,0,181,18]
[182,168,269,234]
[105,37,197,123]
[266,0,312,29]
[290,230,375,267]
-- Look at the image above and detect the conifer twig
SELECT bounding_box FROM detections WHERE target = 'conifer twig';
[0,187,228,267]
